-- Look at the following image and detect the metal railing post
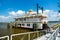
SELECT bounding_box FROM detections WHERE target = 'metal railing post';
[28,33,30,40]
[8,36,9,40]
[59,27,60,32]
[10,35,12,40]
[37,32,38,38]
[47,27,59,40]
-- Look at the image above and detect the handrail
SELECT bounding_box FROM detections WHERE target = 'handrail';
[11,31,40,40]
[47,27,59,40]
[0,31,40,40]
[0,27,59,40]
[11,31,40,36]
[0,36,9,40]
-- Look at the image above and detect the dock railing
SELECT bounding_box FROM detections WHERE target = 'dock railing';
[47,27,59,40]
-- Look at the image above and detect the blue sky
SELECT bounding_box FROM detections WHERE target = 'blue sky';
[0,0,60,22]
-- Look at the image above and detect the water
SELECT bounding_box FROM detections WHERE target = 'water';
[48,21,60,27]
[0,22,7,29]
[48,22,58,27]
[0,22,8,37]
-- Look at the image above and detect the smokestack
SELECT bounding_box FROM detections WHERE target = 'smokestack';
[37,3,38,15]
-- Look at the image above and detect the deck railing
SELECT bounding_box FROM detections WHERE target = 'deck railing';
[0,31,41,40]
[0,36,9,40]
[11,31,40,40]
[0,27,59,40]
[47,27,59,40]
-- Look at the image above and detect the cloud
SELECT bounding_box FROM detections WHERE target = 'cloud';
[9,10,25,17]
[0,10,25,22]
[38,10,59,21]
[9,11,16,16]
[39,10,51,13]
[17,10,25,14]
[0,16,11,22]
[0,16,11,19]
[46,10,58,21]
[57,13,60,17]
[0,9,59,22]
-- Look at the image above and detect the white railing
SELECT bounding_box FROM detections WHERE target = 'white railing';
[0,27,59,40]
[11,31,40,40]
[0,31,40,40]
[47,27,59,40]
[0,36,9,40]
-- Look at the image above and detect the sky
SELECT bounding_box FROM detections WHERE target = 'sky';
[0,0,60,22]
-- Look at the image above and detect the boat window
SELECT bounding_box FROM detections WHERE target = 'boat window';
[24,18,26,21]
[22,24,24,26]
[27,24,30,26]
[20,19,22,21]
[18,24,21,27]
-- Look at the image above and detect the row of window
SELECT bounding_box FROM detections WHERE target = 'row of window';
[15,18,26,21]
[18,24,30,26]
[15,18,38,21]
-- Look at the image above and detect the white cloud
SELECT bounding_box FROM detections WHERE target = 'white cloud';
[9,10,25,17]
[0,16,11,22]
[57,13,60,17]
[0,9,59,22]
[9,11,16,16]
[17,10,25,14]
[39,10,51,14]
[38,10,59,21]
[0,10,25,22]
[39,10,42,13]
[0,16,11,19]
[46,10,58,21]
[44,10,52,13]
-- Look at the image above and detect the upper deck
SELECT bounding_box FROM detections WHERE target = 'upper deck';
[15,14,47,22]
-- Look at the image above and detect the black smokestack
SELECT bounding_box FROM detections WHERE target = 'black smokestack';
[37,3,38,15]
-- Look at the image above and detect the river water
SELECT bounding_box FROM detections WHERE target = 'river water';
[0,23,8,37]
